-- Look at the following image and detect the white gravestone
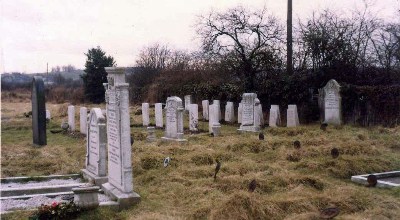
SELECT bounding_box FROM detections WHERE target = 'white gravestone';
[320,79,342,125]
[189,104,198,132]
[161,96,187,142]
[68,105,75,131]
[254,98,263,127]
[238,93,260,132]
[81,108,108,186]
[80,107,88,134]
[209,104,221,136]
[287,105,300,127]
[102,67,140,208]
[208,104,214,133]
[213,100,221,121]
[225,102,235,123]
[155,103,163,128]
[202,100,209,120]
[269,105,281,127]
[45,110,51,120]
[238,103,243,124]
[184,95,192,111]
[142,103,150,126]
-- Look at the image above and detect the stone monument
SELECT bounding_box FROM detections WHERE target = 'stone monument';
[238,102,243,124]
[319,79,342,125]
[142,103,150,126]
[269,105,281,127]
[184,95,192,111]
[80,107,88,134]
[238,93,260,132]
[155,103,163,128]
[68,105,75,131]
[189,104,198,132]
[161,96,187,142]
[209,104,221,136]
[287,104,300,127]
[202,100,209,120]
[81,108,108,186]
[225,102,235,123]
[213,100,221,121]
[101,67,140,208]
[32,76,46,146]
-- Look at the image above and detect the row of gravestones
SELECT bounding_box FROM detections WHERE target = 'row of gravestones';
[64,105,106,135]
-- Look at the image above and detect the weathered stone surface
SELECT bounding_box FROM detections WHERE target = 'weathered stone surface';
[269,105,281,127]
[68,105,75,131]
[189,104,198,132]
[81,108,108,186]
[72,186,100,210]
[184,95,192,111]
[102,67,140,208]
[80,107,88,134]
[213,100,221,121]
[155,103,163,128]
[32,76,47,146]
[238,103,243,124]
[238,93,260,132]
[162,96,187,142]
[319,79,342,125]
[202,100,209,120]
[225,102,235,123]
[142,103,150,126]
[287,104,300,127]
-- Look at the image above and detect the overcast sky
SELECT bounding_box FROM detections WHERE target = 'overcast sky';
[1,0,399,73]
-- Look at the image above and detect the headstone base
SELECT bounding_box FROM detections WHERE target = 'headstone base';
[212,125,221,136]
[72,186,100,210]
[81,169,108,187]
[238,125,260,133]
[161,137,187,142]
[101,182,141,210]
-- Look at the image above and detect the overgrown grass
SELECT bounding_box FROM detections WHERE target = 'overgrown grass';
[1,101,400,220]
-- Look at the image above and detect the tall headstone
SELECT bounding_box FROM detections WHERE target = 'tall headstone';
[102,67,140,208]
[45,110,51,121]
[209,104,221,135]
[213,100,221,121]
[202,100,209,120]
[162,96,187,142]
[238,93,260,132]
[254,98,264,127]
[81,108,108,186]
[155,103,163,128]
[32,76,46,146]
[142,103,150,126]
[184,95,192,111]
[189,104,198,132]
[238,103,243,124]
[80,107,88,134]
[68,105,75,131]
[269,105,281,127]
[287,104,300,127]
[225,102,235,123]
[319,79,342,125]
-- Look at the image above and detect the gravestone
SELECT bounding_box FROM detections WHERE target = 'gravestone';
[68,105,75,131]
[161,96,187,142]
[254,98,263,127]
[319,79,342,125]
[238,103,243,124]
[213,100,221,121]
[209,104,221,136]
[189,104,198,132]
[269,105,281,127]
[80,107,88,134]
[142,103,150,126]
[184,95,192,111]
[101,67,140,208]
[202,100,209,120]
[45,110,51,121]
[287,104,300,127]
[81,108,108,186]
[146,127,156,142]
[238,93,260,132]
[32,76,46,146]
[155,103,163,128]
[225,102,235,123]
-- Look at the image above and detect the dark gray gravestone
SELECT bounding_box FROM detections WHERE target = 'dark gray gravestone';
[32,76,47,146]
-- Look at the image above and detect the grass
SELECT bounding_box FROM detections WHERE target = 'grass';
[1,100,400,220]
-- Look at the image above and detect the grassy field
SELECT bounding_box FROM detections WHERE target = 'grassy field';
[1,97,400,219]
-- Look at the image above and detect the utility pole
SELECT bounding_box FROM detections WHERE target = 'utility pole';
[287,0,293,75]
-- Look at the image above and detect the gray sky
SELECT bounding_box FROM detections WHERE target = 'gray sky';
[1,0,399,73]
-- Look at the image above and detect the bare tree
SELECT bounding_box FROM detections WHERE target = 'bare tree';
[196,6,284,91]
[136,43,171,70]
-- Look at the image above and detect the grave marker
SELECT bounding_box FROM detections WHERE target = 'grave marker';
[225,102,235,123]
[319,79,342,125]
[45,110,51,121]
[189,104,198,132]
[269,105,281,127]
[238,93,260,132]
[32,76,46,146]
[161,96,187,142]
[142,103,150,126]
[184,95,192,111]
[213,100,221,121]
[238,103,243,124]
[202,100,209,120]
[68,105,75,131]
[80,107,88,134]
[287,104,300,127]
[155,103,163,128]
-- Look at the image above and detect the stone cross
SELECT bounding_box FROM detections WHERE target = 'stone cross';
[162,96,187,142]
[287,104,300,127]
[202,100,209,121]
[155,103,163,128]
[225,102,235,123]
[81,108,108,186]
[184,95,192,111]
[189,104,198,132]
[80,107,88,134]
[142,103,150,126]
[68,105,75,131]
[32,76,46,146]
[269,105,281,127]
[238,93,260,132]
[319,79,342,125]
[102,67,140,208]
